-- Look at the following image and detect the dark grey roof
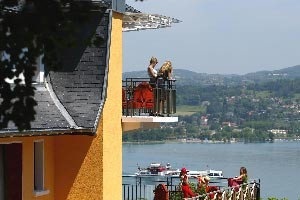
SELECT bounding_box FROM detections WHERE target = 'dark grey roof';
[2,85,70,132]
[31,85,70,129]
[0,12,110,136]
[48,13,109,128]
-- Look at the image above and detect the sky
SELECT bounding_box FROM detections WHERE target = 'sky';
[123,0,300,75]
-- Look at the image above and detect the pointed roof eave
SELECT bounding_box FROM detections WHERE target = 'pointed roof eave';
[122,12,181,32]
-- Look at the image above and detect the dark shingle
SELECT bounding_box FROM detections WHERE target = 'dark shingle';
[49,13,109,128]
[2,85,70,132]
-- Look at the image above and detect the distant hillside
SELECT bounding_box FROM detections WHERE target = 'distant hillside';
[244,65,300,81]
[123,69,242,86]
[123,65,300,86]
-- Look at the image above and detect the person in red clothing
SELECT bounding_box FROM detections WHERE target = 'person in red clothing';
[228,166,248,191]
[180,168,196,198]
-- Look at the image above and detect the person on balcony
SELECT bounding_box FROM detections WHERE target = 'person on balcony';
[158,60,174,81]
[228,166,248,191]
[197,176,219,198]
[180,168,196,199]
[197,176,210,193]
[147,57,158,87]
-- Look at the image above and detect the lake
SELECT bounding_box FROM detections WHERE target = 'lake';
[123,141,300,200]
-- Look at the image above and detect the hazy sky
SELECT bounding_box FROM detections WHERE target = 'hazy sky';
[123,0,300,75]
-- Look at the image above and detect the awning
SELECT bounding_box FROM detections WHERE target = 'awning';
[122,12,181,32]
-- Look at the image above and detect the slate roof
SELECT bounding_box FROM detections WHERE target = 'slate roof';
[48,12,109,129]
[30,86,70,129]
[0,11,110,136]
[1,85,70,132]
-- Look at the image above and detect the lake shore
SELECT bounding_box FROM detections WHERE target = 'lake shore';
[122,138,300,144]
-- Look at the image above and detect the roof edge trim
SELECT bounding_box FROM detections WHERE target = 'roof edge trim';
[0,128,94,138]
[93,10,112,133]
[45,76,79,129]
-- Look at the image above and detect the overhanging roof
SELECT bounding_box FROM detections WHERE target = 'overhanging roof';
[122,12,181,32]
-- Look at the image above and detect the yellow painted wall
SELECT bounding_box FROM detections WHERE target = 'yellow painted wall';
[53,11,123,200]
[101,11,123,200]
[0,136,54,200]
[53,135,99,200]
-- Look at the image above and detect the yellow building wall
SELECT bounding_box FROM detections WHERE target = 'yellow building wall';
[53,135,99,200]
[53,11,123,200]
[101,11,123,200]
[0,136,54,200]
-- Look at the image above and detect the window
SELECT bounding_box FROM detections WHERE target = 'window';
[32,54,45,83]
[34,141,44,191]
[3,51,45,84]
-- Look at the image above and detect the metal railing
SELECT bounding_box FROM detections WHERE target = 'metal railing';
[184,180,260,200]
[122,175,260,200]
[122,176,157,200]
[122,78,176,117]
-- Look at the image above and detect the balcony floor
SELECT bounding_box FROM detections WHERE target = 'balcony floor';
[122,116,178,123]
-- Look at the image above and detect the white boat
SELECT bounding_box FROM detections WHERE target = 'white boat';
[134,163,223,178]
[187,169,223,178]
[135,162,180,176]
[207,169,224,178]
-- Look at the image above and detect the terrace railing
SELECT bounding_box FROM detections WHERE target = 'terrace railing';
[122,175,260,200]
[183,181,260,200]
[122,78,176,117]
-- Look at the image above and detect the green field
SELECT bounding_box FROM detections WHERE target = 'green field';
[255,91,271,98]
[293,93,300,99]
[176,105,206,116]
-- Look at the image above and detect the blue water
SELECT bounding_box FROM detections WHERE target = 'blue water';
[123,141,300,200]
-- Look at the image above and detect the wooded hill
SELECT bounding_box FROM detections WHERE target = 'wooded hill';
[123,65,300,86]
[122,65,300,142]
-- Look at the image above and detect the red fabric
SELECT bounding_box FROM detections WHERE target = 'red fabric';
[206,186,218,193]
[228,178,242,192]
[122,89,127,108]
[206,186,219,199]
[181,185,195,198]
[123,82,154,109]
[154,184,169,200]
[133,82,154,109]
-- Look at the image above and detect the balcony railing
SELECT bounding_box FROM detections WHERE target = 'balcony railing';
[122,175,260,200]
[122,78,176,117]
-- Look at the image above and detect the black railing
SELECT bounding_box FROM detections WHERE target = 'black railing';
[122,175,173,200]
[122,78,176,117]
[122,175,260,200]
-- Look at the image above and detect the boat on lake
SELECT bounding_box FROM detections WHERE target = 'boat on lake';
[135,163,180,176]
[134,162,223,178]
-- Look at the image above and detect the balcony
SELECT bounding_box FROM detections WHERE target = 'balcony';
[122,78,178,132]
